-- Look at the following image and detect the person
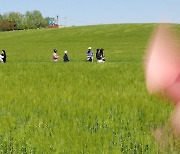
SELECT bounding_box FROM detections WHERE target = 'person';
[53,49,59,62]
[0,50,6,63]
[96,48,105,63]
[100,48,105,62]
[63,51,69,62]
[86,47,94,62]
[96,48,100,60]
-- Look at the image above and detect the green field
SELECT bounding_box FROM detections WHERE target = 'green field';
[0,24,180,153]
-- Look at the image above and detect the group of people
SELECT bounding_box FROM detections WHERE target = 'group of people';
[53,47,105,63]
[86,47,105,63]
[53,49,69,62]
[0,50,6,63]
[0,47,105,64]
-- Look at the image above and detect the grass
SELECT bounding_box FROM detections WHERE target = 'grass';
[0,23,179,153]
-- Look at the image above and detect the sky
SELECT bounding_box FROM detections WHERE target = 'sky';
[0,0,180,26]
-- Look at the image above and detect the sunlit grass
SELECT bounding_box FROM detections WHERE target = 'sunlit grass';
[0,24,179,153]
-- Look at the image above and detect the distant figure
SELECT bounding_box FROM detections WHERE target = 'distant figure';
[86,47,94,62]
[53,49,59,62]
[96,48,105,63]
[63,51,69,62]
[96,48,100,60]
[0,50,6,63]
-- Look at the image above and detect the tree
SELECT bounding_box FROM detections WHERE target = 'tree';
[45,17,51,26]
[0,20,15,31]
[7,12,24,29]
[0,10,54,31]
[32,10,46,28]
[25,10,47,29]
[25,11,34,29]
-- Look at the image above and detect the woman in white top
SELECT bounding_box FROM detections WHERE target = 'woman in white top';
[53,49,59,62]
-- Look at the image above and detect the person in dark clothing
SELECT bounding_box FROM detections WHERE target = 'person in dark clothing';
[100,48,105,62]
[96,49,101,60]
[63,51,69,62]
[96,48,105,63]
[0,50,6,63]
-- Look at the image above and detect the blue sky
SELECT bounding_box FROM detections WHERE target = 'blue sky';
[0,0,179,26]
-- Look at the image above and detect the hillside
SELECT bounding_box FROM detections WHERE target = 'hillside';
[0,24,155,62]
[0,24,179,153]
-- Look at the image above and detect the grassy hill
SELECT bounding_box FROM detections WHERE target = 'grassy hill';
[0,24,179,153]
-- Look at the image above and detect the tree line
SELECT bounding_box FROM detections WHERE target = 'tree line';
[0,10,52,31]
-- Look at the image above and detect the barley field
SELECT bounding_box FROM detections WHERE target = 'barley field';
[0,24,180,153]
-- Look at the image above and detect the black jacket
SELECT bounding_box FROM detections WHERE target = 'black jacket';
[63,53,69,62]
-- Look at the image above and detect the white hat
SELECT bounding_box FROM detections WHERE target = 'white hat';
[88,47,92,50]
[64,51,67,53]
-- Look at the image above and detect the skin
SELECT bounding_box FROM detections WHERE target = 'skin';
[145,24,180,135]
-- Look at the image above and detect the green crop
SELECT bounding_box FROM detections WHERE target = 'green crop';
[0,24,180,153]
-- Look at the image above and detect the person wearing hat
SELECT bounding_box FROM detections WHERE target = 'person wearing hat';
[86,47,94,62]
[53,49,59,62]
[63,51,69,62]
[0,50,6,63]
